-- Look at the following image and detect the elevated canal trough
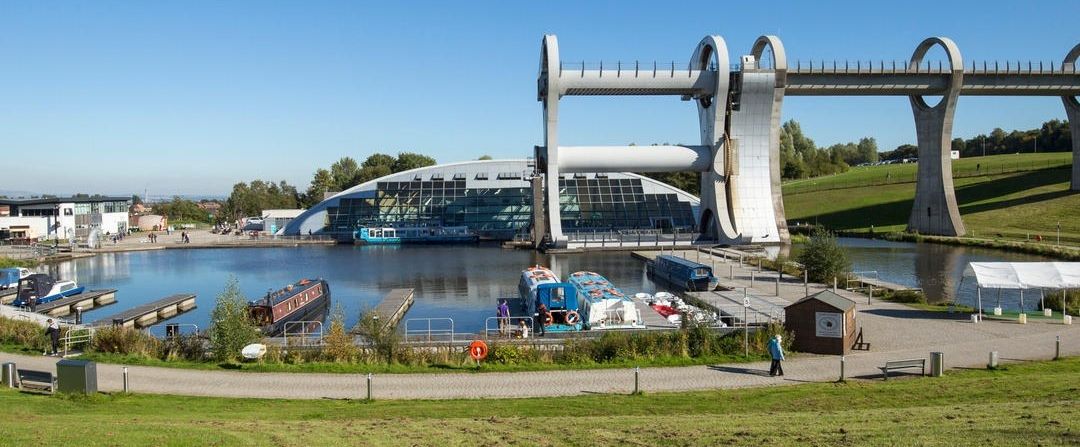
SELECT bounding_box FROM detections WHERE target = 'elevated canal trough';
[34,289,118,318]
[92,293,196,329]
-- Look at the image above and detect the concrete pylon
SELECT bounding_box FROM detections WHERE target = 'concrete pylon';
[750,35,790,244]
[691,36,741,243]
[906,37,966,236]
[1063,43,1080,192]
[539,35,567,248]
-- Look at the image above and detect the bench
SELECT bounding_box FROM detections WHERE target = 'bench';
[879,358,925,380]
[16,369,56,394]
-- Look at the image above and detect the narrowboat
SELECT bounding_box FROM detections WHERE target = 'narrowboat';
[248,278,331,337]
[646,255,719,292]
[567,271,642,330]
[11,273,85,309]
[517,266,582,332]
[353,226,477,245]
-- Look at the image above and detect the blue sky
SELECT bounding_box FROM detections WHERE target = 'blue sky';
[1,0,1077,197]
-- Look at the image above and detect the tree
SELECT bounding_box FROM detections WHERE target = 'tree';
[856,137,879,164]
[478,155,493,160]
[209,278,261,363]
[796,229,852,283]
[361,153,396,170]
[392,152,436,172]
[330,157,361,191]
[303,168,334,207]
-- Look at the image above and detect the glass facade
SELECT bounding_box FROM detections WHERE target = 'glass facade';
[558,178,695,232]
[326,180,532,239]
[322,176,696,240]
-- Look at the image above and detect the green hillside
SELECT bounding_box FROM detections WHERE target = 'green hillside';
[782,152,1079,244]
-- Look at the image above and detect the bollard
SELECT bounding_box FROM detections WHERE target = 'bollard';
[750,271,755,288]
[775,275,780,297]
[2,362,15,388]
[1055,336,1060,360]
[75,306,83,325]
[730,265,734,280]
[758,257,762,272]
[803,271,809,297]
[633,366,640,394]
[366,373,373,400]
[122,367,129,393]
[988,351,999,369]
[833,277,838,293]
[840,356,846,382]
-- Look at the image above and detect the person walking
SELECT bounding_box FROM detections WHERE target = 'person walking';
[45,319,60,356]
[497,299,510,336]
[535,302,549,337]
[768,334,785,377]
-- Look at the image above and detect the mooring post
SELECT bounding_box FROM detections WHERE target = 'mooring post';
[633,366,640,394]
[366,373,373,400]
[122,367,129,393]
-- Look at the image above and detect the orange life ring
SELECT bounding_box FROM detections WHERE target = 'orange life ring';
[542,313,553,325]
[469,340,488,360]
[565,311,581,325]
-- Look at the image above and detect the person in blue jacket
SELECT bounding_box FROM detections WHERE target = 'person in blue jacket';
[768,334,785,377]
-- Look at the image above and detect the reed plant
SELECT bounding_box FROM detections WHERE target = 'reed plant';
[0,316,48,352]
[90,326,162,359]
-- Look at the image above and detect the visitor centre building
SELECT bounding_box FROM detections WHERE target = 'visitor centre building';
[282,159,700,242]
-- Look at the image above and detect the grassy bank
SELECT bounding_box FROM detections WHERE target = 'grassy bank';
[1,357,1076,445]
[0,256,39,269]
[783,152,1079,247]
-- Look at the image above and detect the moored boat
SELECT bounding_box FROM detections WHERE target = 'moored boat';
[248,278,331,337]
[517,265,582,332]
[353,226,477,245]
[12,273,85,309]
[0,267,32,290]
[646,255,719,292]
[567,271,641,330]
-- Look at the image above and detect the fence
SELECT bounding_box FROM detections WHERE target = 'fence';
[283,321,324,346]
[567,229,708,248]
[484,316,536,338]
[784,159,1072,195]
[403,318,455,343]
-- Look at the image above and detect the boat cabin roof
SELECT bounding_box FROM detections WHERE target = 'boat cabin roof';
[657,255,711,270]
[568,271,628,302]
[258,279,322,306]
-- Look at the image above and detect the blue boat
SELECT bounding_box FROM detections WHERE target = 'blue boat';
[567,271,642,330]
[647,255,719,292]
[11,273,85,310]
[353,226,477,245]
[517,266,582,332]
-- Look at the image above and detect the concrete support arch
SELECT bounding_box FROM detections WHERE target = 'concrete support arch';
[750,35,790,244]
[539,35,567,247]
[906,37,966,236]
[691,36,741,242]
[1063,43,1080,191]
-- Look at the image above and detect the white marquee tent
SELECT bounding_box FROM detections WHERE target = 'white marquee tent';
[962,262,1079,320]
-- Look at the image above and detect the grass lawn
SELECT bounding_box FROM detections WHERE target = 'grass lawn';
[0,357,1077,446]
[783,160,1080,245]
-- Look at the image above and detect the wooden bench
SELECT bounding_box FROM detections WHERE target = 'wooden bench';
[17,369,56,394]
[879,358,925,380]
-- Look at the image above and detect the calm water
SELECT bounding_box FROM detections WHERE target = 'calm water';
[41,238,1055,333]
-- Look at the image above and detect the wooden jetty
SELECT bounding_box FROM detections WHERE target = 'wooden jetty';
[33,289,118,318]
[849,275,921,293]
[688,290,785,326]
[0,289,16,305]
[630,298,680,329]
[92,293,196,329]
[368,288,415,332]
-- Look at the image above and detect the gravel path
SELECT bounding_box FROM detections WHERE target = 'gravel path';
[3,301,1076,400]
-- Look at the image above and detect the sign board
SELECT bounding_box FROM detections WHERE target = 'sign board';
[815,312,843,338]
[743,296,751,308]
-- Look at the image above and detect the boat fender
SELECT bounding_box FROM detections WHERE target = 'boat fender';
[565,311,581,325]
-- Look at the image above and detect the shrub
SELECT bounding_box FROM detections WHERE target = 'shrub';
[209,277,261,363]
[353,307,402,364]
[888,290,927,304]
[0,316,48,351]
[797,228,852,284]
[489,344,525,364]
[320,306,358,363]
[90,326,162,358]
[162,333,206,361]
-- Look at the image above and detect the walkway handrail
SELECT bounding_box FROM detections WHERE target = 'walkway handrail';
[404,318,455,343]
[484,316,535,338]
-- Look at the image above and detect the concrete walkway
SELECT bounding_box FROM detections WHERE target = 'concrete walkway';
[2,301,1076,400]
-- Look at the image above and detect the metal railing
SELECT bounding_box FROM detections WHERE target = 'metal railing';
[484,316,536,338]
[61,326,95,356]
[283,321,324,346]
[404,318,455,343]
[791,59,1078,75]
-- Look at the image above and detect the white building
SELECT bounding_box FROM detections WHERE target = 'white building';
[262,209,305,235]
[0,196,131,241]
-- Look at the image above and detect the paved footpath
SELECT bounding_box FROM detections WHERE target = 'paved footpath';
[2,301,1077,400]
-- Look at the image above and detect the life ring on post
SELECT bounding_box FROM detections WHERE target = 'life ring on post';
[543,313,553,325]
[469,340,488,361]
[565,311,581,325]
